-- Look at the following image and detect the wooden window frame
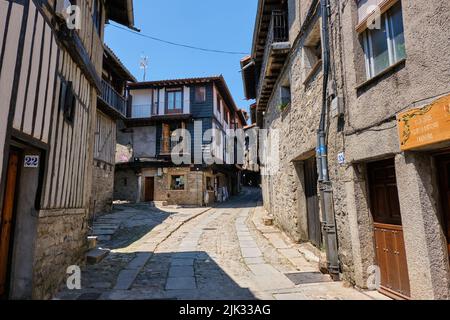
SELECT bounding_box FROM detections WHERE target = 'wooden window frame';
[170,175,186,191]
[92,0,103,37]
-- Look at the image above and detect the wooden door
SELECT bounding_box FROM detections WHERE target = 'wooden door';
[368,159,410,299]
[304,158,321,248]
[162,123,170,154]
[0,151,20,298]
[436,155,450,259]
[144,177,154,202]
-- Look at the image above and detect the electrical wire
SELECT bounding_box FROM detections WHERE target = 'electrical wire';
[107,23,249,56]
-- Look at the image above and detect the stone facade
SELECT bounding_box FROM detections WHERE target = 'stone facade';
[260,2,324,243]
[154,167,204,206]
[92,161,115,215]
[114,168,140,203]
[32,210,88,300]
[325,0,450,299]
[114,166,231,207]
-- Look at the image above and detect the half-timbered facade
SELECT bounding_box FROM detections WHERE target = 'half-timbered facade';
[114,76,247,207]
[0,0,134,299]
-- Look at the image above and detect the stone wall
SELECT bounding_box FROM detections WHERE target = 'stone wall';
[114,168,139,202]
[92,161,114,215]
[325,0,450,298]
[261,9,323,243]
[32,209,88,300]
[154,167,204,206]
[257,0,450,299]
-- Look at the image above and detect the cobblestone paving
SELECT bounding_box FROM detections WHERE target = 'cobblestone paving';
[55,188,388,300]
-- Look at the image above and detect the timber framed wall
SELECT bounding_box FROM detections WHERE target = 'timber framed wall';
[0,0,105,299]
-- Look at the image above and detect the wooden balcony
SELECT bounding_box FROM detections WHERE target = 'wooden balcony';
[97,79,127,119]
[257,10,290,111]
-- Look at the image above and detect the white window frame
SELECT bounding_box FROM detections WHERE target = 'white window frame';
[362,6,405,79]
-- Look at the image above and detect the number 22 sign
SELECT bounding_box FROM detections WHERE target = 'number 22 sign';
[24,155,39,168]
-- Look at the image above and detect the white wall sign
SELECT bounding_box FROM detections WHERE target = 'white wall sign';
[24,155,40,168]
[338,152,345,165]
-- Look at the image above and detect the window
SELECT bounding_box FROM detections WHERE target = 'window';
[195,86,206,103]
[362,2,406,79]
[92,0,102,36]
[166,89,183,113]
[170,175,185,190]
[59,80,76,124]
[303,21,322,85]
[281,85,291,105]
[217,95,222,113]
[224,109,229,124]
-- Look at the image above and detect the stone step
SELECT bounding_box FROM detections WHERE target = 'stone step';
[86,248,110,265]
[92,226,119,236]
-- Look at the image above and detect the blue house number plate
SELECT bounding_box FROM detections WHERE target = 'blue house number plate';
[24,155,39,168]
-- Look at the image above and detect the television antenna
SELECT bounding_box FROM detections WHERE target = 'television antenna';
[139,55,149,81]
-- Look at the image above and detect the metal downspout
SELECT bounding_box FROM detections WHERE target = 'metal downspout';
[317,0,340,281]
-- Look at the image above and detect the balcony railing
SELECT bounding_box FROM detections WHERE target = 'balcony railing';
[100,80,127,115]
[132,104,152,118]
[270,10,288,43]
[130,104,186,118]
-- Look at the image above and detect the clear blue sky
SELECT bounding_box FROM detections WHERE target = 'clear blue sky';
[104,0,258,114]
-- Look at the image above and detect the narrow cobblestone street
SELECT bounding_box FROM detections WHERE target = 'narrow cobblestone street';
[55,188,387,300]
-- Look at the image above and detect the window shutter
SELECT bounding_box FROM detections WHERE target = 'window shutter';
[63,81,75,123]
[59,80,67,112]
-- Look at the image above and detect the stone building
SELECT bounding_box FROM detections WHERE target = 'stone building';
[240,102,261,187]
[0,0,134,299]
[242,0,450,300]
[241,0,325,252]
[325,0,450,300]
[114,76,247,207]
[92,45,136,216]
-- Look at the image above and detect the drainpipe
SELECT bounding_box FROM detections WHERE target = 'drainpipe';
[317,0,340,281]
